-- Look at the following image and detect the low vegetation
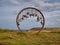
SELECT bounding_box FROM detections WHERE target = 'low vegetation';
[0,28,60,45]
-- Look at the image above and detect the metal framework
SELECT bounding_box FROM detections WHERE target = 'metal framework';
[16,7,45,33]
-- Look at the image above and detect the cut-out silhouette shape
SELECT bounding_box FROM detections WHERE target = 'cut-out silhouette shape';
[23,15,28,18]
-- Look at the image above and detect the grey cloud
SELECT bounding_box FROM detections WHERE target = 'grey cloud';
[0,0,34,7]
[17,0,32,2]
[33,0,60,12]
[43,5,60,12]
[44,0,60,3]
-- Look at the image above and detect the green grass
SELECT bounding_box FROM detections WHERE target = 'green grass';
[0,28,60,45]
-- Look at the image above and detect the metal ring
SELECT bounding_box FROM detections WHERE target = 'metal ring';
[16,7,45,32]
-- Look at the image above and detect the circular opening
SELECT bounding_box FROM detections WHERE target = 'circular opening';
[16,7,45,32]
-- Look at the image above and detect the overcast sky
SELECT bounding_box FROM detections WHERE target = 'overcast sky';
[0,0,60,30]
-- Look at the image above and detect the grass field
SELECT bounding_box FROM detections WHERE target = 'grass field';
[0,28,60,45]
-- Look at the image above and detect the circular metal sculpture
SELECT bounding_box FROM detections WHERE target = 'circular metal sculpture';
[16,7,45,32]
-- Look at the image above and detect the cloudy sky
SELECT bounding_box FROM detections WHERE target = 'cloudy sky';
[0,0,60,30]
